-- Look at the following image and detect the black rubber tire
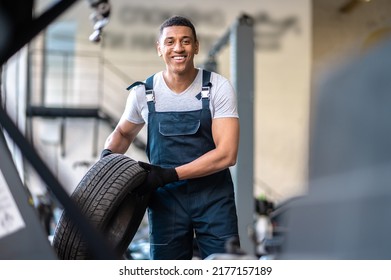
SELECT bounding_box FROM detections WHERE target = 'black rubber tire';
[52,153,148,260]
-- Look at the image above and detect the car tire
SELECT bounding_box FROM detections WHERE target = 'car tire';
[52,153,148,259]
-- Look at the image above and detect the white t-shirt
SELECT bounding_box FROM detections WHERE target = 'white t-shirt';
[122,68,239,124]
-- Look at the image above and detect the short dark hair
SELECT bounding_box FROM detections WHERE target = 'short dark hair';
[159,15,198,42]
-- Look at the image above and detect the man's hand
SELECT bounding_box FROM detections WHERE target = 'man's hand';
[136,161,178,195]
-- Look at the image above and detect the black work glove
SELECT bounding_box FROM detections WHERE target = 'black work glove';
[136,161,179,195]
[100,148,113,159]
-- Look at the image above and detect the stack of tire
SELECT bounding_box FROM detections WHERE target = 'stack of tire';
[52,154,148,259]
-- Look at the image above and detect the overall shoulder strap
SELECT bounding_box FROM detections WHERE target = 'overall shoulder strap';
[126,81,144,91]
[201,70,212,109]
[202,69,212,88]
[145,74,154,91]
[201,70,212,99]
[125,74,156,112]
[144,74,156,112]
[126,74,155,91]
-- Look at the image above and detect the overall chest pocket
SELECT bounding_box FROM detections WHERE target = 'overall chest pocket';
[159,120,200,136]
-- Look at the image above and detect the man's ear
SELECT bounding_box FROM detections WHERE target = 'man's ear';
[194,40,199,55]
[156,41,162,57]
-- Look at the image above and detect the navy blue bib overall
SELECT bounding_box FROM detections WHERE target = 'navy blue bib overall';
[141,70,238,259]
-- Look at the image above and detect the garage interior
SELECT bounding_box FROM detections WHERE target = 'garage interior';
[1,0,391,260]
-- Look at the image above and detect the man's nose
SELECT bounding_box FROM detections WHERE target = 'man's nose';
[173,41,184,51]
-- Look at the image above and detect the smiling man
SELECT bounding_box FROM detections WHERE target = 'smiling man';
[101,15,240,260]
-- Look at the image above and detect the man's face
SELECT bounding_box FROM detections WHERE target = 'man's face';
[157,25,199,75]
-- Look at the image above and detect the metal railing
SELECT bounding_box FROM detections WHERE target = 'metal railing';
[27,48,140,157]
